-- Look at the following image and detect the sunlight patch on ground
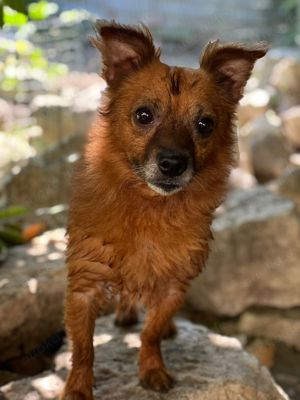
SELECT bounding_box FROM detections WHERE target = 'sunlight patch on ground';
[55,351,72,371]
[16,259,26,267]
[27,244,48,257]
[27,278,38,294]
[93,333,113,346]
[123,333,141,348]
[32,373,64,399]
[208,333,242,349]
[290,153,300,166]
[0,278,9,288]
[24,391,41,400]
[47,251,63,261]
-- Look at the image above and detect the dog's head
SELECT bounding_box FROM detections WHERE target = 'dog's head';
[91,21,268,196]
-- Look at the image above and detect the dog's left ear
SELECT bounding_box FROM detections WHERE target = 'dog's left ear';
[91,20,160,87]
[200,41,268,102]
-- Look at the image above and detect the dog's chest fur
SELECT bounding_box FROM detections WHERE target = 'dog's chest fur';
[94,193,212,302]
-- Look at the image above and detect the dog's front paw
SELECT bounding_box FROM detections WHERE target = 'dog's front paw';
[62,390,93,400]
[140,367,175,392]
[63,391,86,400]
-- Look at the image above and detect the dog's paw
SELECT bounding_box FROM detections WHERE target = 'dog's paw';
[140,367,175,392]
[162,321,177,339]
[62,390,93,400]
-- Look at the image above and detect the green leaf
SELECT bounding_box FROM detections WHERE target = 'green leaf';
[47,62,68,76]
[15,39,33,55]
[0,206,29,219]
[1,77,18,91]
[0,227,24,245]
[59,9,88,23]
[29,48,48,69]
[28,1,58,21]
[3,6,28,27]
[4,0,28,15]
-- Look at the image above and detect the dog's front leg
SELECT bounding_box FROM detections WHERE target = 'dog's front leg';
[62,282,99,400]
[139,287,185,392]
[61,238,115,400]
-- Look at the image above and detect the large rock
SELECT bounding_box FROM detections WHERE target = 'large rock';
[239,114,291,182]
[281,106,300,149]
[276,167,300,204]
[0,229,66,364]
[239,309,300,352]
[30,74,105,152]
[270,58,300,109]
[0,315,289,400]
[1,133,84,227]
[187,187,300,316]
[31,93,94,151]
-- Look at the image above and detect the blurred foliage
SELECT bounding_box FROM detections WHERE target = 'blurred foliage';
[0,206,28,262]
[28,1,58,20]
[277,0,300,45]
[0,0,58,27]
[0,205,46,262]
[0,1,68,94]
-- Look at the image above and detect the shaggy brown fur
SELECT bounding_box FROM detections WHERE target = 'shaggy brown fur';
[62,20,267,400]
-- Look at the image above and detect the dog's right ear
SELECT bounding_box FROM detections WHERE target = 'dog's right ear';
[200,40,268,102]
[91,20,160,87]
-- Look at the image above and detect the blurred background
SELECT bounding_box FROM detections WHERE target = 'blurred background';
[0,1,300,399]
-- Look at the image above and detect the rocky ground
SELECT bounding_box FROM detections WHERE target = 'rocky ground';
[0,315,289,400]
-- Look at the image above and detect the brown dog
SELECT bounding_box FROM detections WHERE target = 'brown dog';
[62,20,267,400]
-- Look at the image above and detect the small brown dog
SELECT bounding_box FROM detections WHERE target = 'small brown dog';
[62,20,267,400]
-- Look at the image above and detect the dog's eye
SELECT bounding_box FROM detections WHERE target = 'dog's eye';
[135,107,154,125]
[196,117,214,137]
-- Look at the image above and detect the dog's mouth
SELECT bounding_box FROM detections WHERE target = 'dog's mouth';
[146,181,183,196]
[131,159,192,196]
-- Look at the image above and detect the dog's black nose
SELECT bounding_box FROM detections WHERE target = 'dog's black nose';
[157,151,188,177]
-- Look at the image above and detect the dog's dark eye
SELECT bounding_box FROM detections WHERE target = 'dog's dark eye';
[196,117,214,137]
[135,107,154,125]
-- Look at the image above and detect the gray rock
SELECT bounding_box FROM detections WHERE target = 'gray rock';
[187,187,300,316]
[239,309,300,352]
[281,106,300,149]
[0,315,289,400]
[1,133,84,226]
[31,94,94,151]
[276,167,300,204]
[240,115,291,182]
[0,229,66,363]
[270,58,300,109]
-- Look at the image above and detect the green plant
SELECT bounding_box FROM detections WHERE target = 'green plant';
[0,205,28,262]
[0,1,58,27]
[0,1,68,94]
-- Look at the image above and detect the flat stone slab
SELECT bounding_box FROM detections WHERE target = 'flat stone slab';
[0,315,289,400]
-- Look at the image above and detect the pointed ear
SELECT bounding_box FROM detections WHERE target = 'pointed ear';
[90,20,160,87]
[200,40,268,102]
